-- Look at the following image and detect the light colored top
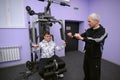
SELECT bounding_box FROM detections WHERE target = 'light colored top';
[37,40,64,58]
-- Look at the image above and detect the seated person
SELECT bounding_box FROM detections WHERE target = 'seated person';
[33,31,66,79]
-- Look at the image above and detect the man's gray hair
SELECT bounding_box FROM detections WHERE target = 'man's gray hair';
[88,13,100,21]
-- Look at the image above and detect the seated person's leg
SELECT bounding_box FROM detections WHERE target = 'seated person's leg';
[38,58,50,78]
[52,55,66,69]
[52,55,66,78]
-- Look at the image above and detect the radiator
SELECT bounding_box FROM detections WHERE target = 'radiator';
[0,46,21,62]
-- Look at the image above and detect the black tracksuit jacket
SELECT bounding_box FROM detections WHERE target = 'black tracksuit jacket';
[81,24,108,58]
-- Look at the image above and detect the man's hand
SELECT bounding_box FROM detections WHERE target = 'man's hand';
[67,32,73,38]
[74,33,84,40]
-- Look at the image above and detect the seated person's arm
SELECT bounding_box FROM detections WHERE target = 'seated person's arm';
[55,41,66,51]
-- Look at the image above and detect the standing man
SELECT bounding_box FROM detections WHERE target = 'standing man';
[67,13,108,80]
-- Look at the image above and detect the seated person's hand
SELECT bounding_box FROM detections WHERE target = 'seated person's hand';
[33,44,39,48]
[67,32,73,38]
[63,41,66,47]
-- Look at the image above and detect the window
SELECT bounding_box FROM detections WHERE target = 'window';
[0,0,25,28]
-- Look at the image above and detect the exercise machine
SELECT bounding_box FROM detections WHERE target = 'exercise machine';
[24,0,70,80]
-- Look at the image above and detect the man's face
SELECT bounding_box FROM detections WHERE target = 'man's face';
[44,34,51,42]
[88,18,98,28]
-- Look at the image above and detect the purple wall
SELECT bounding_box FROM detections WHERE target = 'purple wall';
[88,0,120,65]
[0,28,31,67]
[0,0,89,68]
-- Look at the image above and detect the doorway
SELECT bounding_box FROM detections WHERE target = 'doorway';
[65,20,80,52]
